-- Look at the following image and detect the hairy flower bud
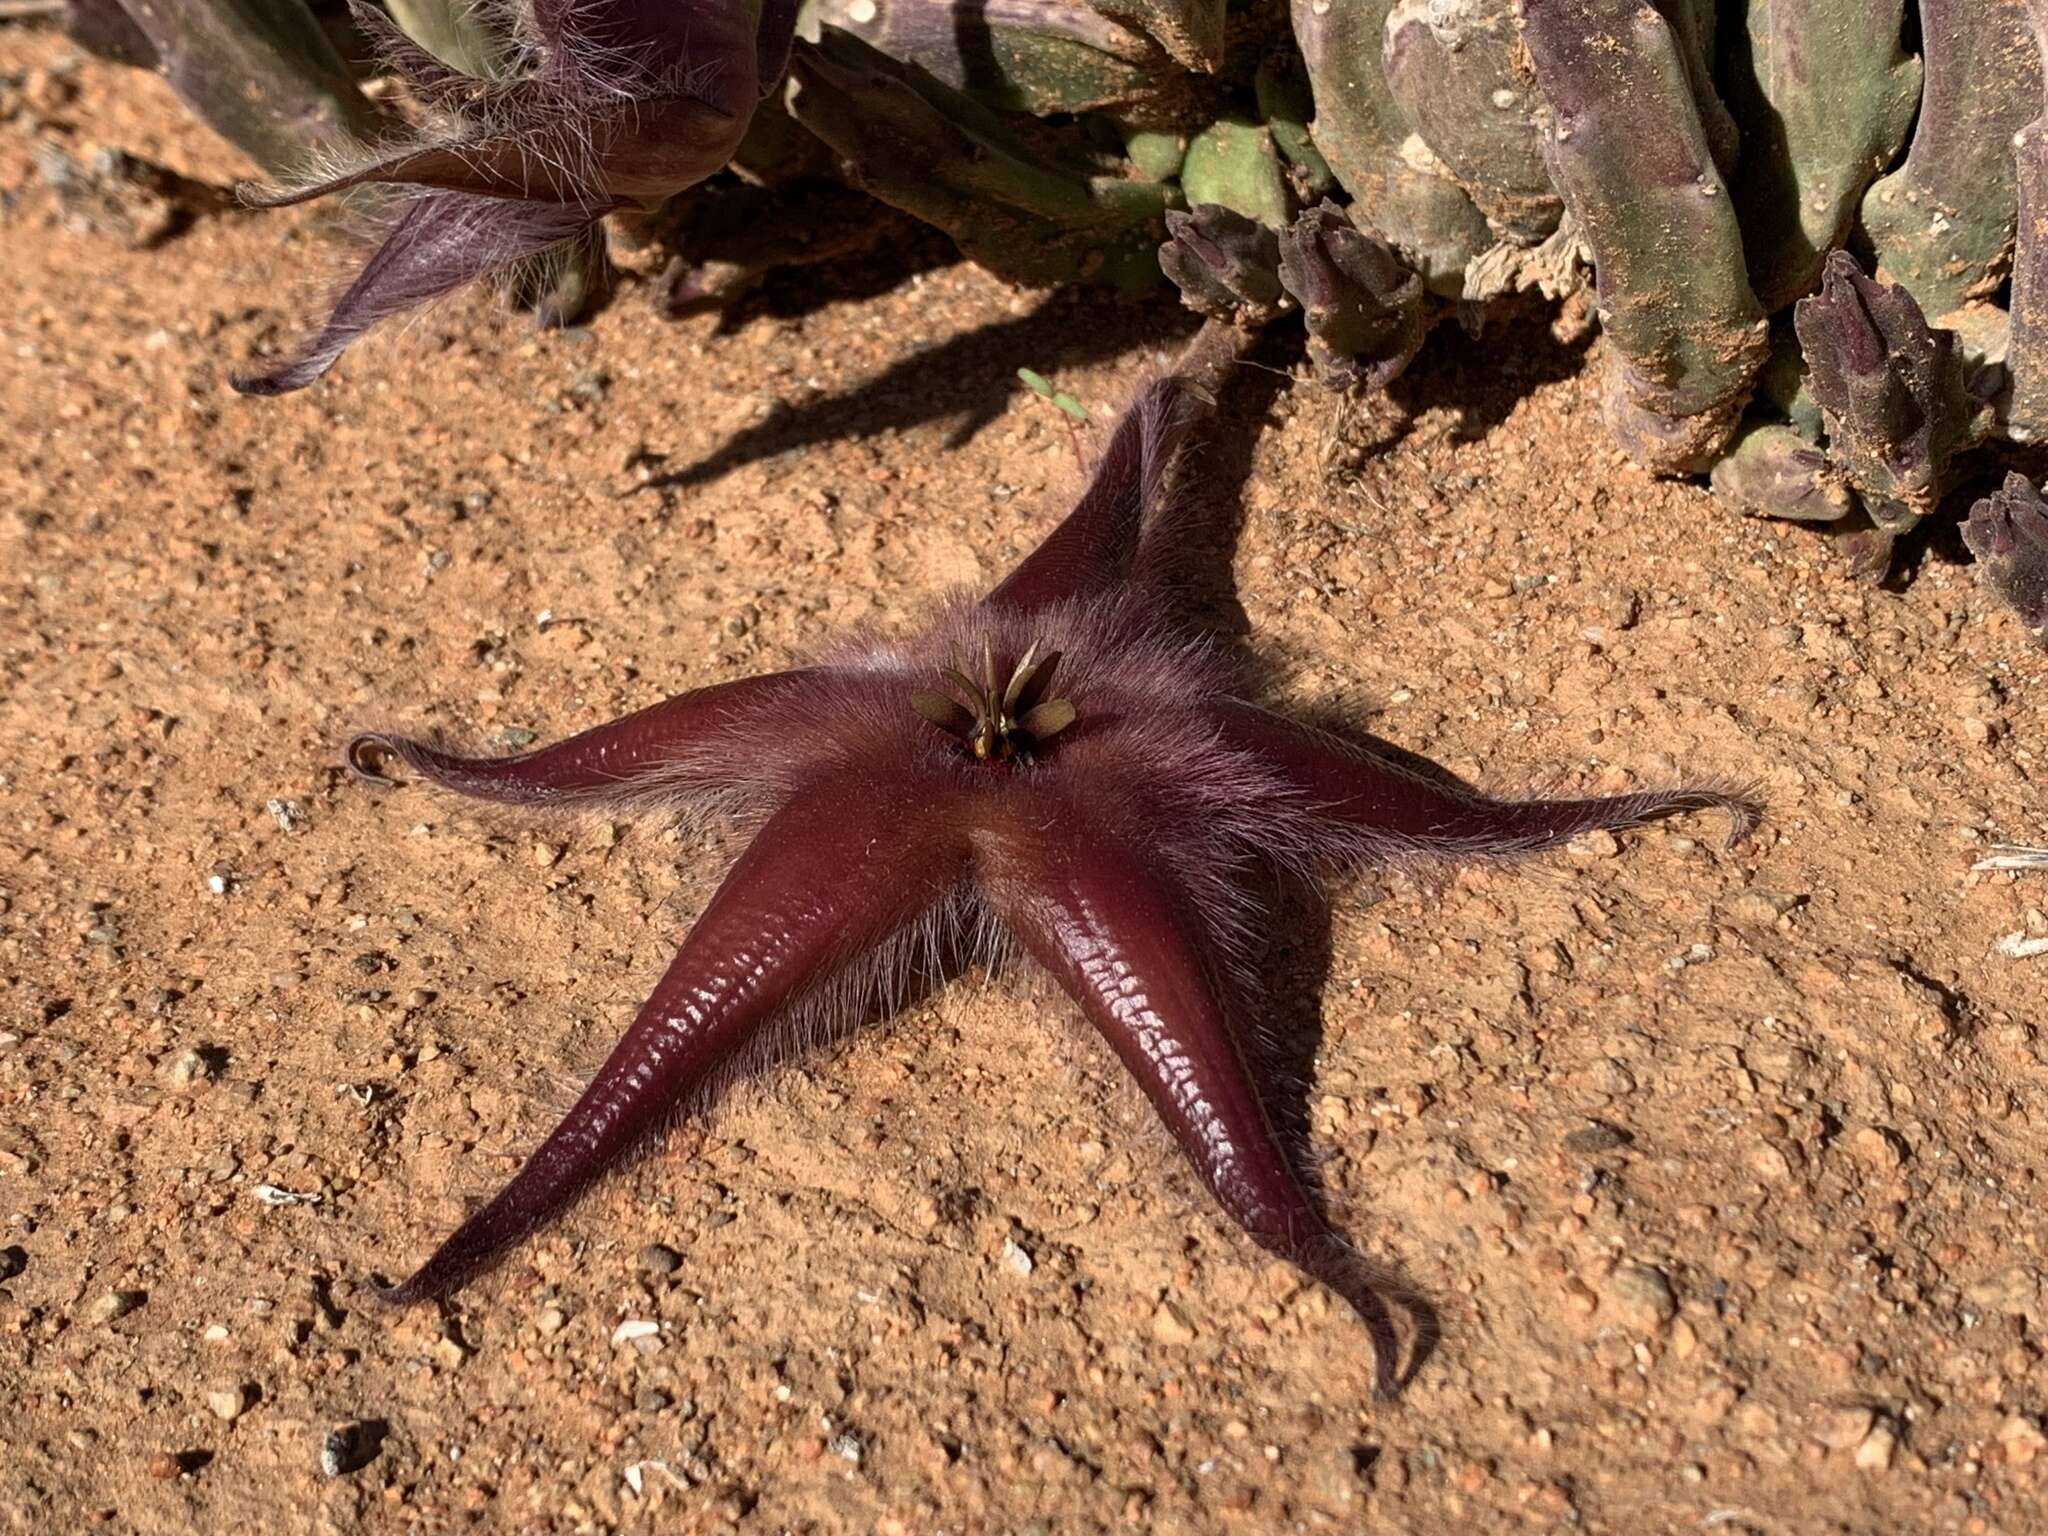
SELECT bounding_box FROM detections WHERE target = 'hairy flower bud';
[234,0,798,394]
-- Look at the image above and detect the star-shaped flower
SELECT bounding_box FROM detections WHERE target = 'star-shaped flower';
[350,370,1752,1394]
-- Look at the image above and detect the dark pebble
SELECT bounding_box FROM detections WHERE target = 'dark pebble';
[320,1421,386,1477]
[1563,1122,1632,1155]
[637,1242,683,1276]
[0,1246,25,1281]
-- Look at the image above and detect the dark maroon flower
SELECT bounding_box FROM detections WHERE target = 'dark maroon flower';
[344,366,1754,1396]
[234,0,797,394]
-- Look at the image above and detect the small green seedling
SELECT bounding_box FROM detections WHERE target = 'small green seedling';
[1016,368,1090,422]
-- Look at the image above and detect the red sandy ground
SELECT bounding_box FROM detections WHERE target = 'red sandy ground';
[4,29,2048,1536]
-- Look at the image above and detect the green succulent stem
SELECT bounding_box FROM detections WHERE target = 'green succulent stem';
[1291,0,1489,295]
[789,27,1169,289]
[1521,0,1769,473]
[1856,0,2038,318]
[94,0,386,174]
[1721,0,1922,314]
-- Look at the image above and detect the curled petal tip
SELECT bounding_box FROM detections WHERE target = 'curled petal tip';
[1721,797,1764,851]
[345,733,405,785]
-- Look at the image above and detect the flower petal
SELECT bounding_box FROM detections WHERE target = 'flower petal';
[232,190,601,395]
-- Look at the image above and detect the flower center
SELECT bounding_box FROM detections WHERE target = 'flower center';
[910,638,1076,762]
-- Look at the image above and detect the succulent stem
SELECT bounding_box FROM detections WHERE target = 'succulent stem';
[77,0,385,174]
[1856,0,2038,318]
[1720,0,1922,313]
[1520,0,1769,473]
[1291,0,1489,295]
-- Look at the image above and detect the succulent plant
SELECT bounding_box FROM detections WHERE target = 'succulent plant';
[1857,0,2035,321]
[1276,201,1423,392]
[1290,0,1489,296]
[61,0,385,175]
[2007,0,2048,441]
[71,0,2048,588]
[805,0,1197,119]
[786,24,1170,290]
[1160,203,1286,324]
[1720,1,1921,314]
[1792,250,1974,531]
[1521,0,1769,473]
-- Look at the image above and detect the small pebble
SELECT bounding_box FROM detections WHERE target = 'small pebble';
[1151,1301,1196,1345]
[321,1422,382,1478]
[1998,1414,2047,1466]
[637,1242,683,1277]
[635,1387,672,1413]
[206,1385,249,1423]
[1725,888,1801,926]
[89,1289,145,1324]
[1850,1126,1905,1170]
[829,1431,864,1465]
[611,1318,661,1347]
[536,1306,567,1335]
[1605,1264,1677,1330]
[165,1048,213,1086]
[1814,1405,1874,1450]
[146,1452,184,1482]
[0,1246,25,1282]
[1749,1143,1794,1181]
[1000,1237,1035,1277]
[1854,1423,1897,1472]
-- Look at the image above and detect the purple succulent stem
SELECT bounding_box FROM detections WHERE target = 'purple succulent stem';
[1791,249,1970,524]
[2010,0,2048,439]
[384,774,973,1302]
[985,790,1409,1398]
[1962,472,2048,632]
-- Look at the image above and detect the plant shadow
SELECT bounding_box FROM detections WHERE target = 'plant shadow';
[640,289,1201,496]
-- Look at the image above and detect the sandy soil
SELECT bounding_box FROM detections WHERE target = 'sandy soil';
[6,32,2048,1536]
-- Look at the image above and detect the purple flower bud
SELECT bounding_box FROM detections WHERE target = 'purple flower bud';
[235,0,797,394]
[1159,206,1285,325]
[1963,472,2048,636]
[1276,202,1425,392]
[1792,250,1971,529]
